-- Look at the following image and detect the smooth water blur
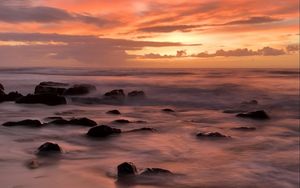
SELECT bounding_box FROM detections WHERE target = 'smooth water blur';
[0,68,299,188]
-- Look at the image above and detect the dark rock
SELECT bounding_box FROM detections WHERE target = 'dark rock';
[37,142,62,155]
[16,94,67,106]
[196,132,230,139]
[104,89,125,100]
[113,119,131,124]
[106,110,121,115]
[87,125,121,137]
[117,162,138,178]
[5,92,23,101]
[2,119,43,127]
[236,110,270,120]
[231,127,256,131]
[140,168,173,176]
[34,82,69,95]
[162,108,175,113]
[48,117,97,127]
[128,127,157,132]
[128,90,146,99]
[64,84,96,95]
[0,83,4,91]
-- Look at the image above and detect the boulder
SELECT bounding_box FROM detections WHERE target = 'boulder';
[236,110,270,120]
[86,125,121,137]
[113,119,131,124]
[34,82,68,95]
[64,84,96,95]
[140,168,173,176]
[48,117,97,127]
[2,119,43,127]
[117,162,138,178]
[16,94,67,106]
[162,108,175,113]
[103,89,125,100]
[5,91,23,101]
[128,91,146,99]
[37,142,62,155]
[196,132,230,139]
[231,127,256,131]
[106,110,121,115]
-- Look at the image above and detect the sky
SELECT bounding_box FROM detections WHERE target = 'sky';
[0,0,299,68]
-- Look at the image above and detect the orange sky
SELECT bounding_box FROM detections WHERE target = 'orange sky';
[0,0,299,68]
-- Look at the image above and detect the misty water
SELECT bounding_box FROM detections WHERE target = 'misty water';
[0,68,299,188]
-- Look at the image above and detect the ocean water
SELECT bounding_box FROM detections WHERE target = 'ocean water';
[0,68,299,188]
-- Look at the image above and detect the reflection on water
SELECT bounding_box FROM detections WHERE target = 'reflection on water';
[0,68,299,188]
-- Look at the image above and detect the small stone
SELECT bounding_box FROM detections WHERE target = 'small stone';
[37,142,62,155]
[117,162,138,178]
[236,110,270,120]
[106,110,121,115]
[87,125,121,137]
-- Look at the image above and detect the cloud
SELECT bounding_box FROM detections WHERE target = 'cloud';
[138,25,200,33]
[223,16,283,25]
[286,44,299,52]
[0,3,115,27]
[0,32,196,66]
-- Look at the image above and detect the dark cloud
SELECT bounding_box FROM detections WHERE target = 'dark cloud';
[0,32,196,66]
[0,3,115,27]
[224,16,282,25]
[138,25,200,33]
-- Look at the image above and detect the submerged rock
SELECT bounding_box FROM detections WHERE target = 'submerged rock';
[128,127,157,132]
[113,119,131,124]
[162,108,175,113]
[64,84,96,95]
[37,142,62,155]
[231,126,256,131]
[48,117,97,126]
[87,125,121,137]
[196,132,230,139]
[127,90,146,99]
[35,82,68,95]
[140,168,173,176]
[117,162,138,178]
[236,110,270,120]
[104,89,125,100]
[2,119,43,127]
[106,110,121,115]
[16,94,67,106]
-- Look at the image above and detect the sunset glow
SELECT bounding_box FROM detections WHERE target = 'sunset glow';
[0,0,299,67]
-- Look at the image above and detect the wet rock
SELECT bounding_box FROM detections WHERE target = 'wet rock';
[37,142,62,155]
[117,162,138,178]
[140,168,173,176]
[128,90,146,99]
[196,132,230,139]
[162,108,175,113]
[103,89,125,100]
[64,84,96,95]
[236,110,270,120]
[48,117,97,127]
[231,126,256,131]
[128,127,157,132]
[113,119,131,124]
[2,119,43,127]
[86,125,121,137]
[16,94,67,106]
[5,91,23,101]
[106,110,121,115]
[35,82,68,95]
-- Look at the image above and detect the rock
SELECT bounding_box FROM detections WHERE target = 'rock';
[37,142,62,155]
[128,127,157,132]
[128,90,146,99]
[48,117,97,127]
[2,119,43,127]
[106,110,121,115]
[196,132,230,139]
[236,110,270,120]
[140,168,173,176]
[231,127,256,131]
[113,119,131,124]
[16,94,67,106]
[64,84,96,95]
[103,89,125,100]
[5,91,23,101]
[34,82,68,95]
[117,162,138,178]
[162,108,175,113]
[0,83,4,91]
[86,125,121,137]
